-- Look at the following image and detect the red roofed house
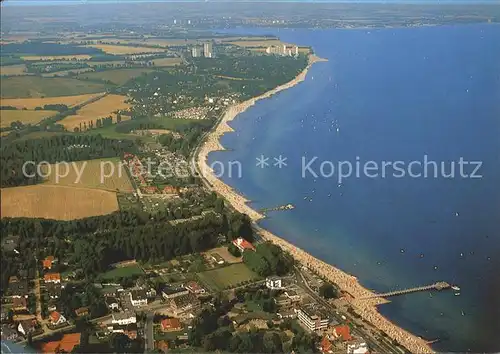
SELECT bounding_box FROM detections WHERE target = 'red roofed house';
[232,237,255,253]
[41,333,81,354]
[49,311,67,326]
[161,318,182,332]
[320,335,334,354]
[43,256,55,270]
[163,185,178,195]
[142,186,159,194]
[333,325,353,341]
[44,273,61,284]
[185,281,205,295]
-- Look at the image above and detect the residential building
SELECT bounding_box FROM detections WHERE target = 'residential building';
[277,309,297,319]
[332,325,352,341]
[155,340,169,353]
[74,307,89,317]
[347,340,369,354]
[170,294,200,317]
[185,281,206,295]
[12,297,27,311]
[284,289,301,302]
[44,273,61,284]
[41,333,81,353]
[204,42,213,58]
[265,276,283,289]
[210,253,225,265]
[43,256,55,269]
[161,318,182,332]
[320,335,334,354]
[274,295,292,307]
[7,277,28,298]
[232,237,255,253]
[49,311,67,326]
[162,286,189,299]
[112,311,136,326]
[47,283,62,299]
[105,297,120,310]
[124,323,138,340]
[109,323,138,339]
[129,289,148,307]
[17,319,36,336]
[297,304,330,332]
[192,46,202,58]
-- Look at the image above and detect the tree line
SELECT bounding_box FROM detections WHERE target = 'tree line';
[0,134,137,187]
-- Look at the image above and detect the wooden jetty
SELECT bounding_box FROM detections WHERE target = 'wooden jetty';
[360,282,451,300]
[260,204,295,213]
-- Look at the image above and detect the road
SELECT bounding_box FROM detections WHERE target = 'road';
[295,267,405,354]
[144,312,154,353]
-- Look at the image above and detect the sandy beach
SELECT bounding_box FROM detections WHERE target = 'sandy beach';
[195,54,434,354]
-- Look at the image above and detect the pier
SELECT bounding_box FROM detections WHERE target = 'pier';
[360,282,451,299]
[260,204,295,213]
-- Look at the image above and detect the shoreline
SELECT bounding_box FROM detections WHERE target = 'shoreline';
[195,54,434,354]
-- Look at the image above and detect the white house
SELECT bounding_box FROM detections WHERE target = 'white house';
[105,297,120,310]
[112,311,136,326]
[265,276,283,290]
[129,290,148,307]
[347,341,369,354]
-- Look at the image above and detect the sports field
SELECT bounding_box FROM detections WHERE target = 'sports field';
[0,93,104,110]
[99,264,144,280]
[60,94,131,130]
[1,76,108,98]
[41,158,134,193]
[0,110,58,128]
[0,185,119,220]
[78,68,154,85]
[83,44,166,55]
[198,263,260,291]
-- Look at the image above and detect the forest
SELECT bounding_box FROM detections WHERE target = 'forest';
[0,203,254,293]
[0,134,137,187]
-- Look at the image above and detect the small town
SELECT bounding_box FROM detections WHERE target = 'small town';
[1,235,390,354]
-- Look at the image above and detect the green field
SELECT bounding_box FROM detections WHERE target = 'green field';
[85,116,204,141]
[197,263,260,291]
[77,68,155,85]
[0,76,109,98]
[99,264,144,280]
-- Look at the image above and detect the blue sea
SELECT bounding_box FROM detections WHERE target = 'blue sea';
[209,24,500,352]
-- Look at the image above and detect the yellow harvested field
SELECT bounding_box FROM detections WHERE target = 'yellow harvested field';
[0,110,58,128]
[1,93,104,110]
[1,64,29,76]
[83,44,166,55]
[151,58,182,67]
[0,185,119,220]
[21,55,92,61]
[60,94,131,130]
[41,158,134,192]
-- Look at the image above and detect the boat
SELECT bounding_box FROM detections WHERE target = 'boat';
[451,285,461,291]
[454,293,461,296]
